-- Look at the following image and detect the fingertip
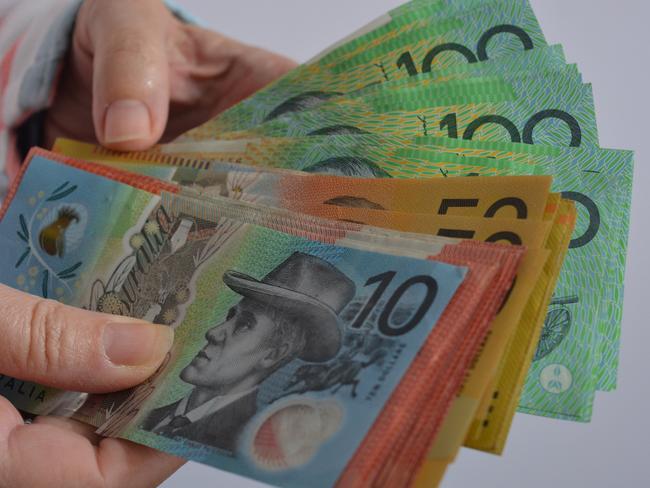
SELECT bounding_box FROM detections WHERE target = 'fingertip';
[103,99,152,146]
[102,321,174,369]
[90,14,171,151]
[73,317,173,393]
[274,54,300,74]
[0,396,24,439]
[100,99,166,151]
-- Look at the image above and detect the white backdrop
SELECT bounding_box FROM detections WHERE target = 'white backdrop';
[163,1,650,486]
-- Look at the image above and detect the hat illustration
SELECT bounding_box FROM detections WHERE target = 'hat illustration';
[223,252,356,362]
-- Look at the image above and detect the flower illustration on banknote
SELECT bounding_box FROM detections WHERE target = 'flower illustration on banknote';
[96,292,130,316]
[87,206,243,324]
[143,220,161,236]
[161,308,178,325]
[129,234,145,249]
[14,181,86,298]
[534,295,579,361]
[249,398,343,471]
[225,171,264,203]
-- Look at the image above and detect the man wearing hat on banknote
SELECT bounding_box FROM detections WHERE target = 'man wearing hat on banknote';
[143,252,356,454]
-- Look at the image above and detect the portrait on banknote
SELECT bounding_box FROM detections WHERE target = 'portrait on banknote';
[80,204,408,465]
[141,251,358,455]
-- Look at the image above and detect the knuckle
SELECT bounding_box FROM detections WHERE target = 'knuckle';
[106,29,159,63]
[18,299,67,375]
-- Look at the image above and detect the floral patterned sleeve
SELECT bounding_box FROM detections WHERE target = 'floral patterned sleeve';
[0,0,83,201]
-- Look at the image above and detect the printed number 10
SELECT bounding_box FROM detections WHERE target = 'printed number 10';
[352,271,438,337]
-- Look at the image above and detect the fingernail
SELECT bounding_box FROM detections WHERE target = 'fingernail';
[103,322,174,367]
[104,99,151,144]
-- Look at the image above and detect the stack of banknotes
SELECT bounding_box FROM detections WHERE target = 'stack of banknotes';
[0,0,634,486]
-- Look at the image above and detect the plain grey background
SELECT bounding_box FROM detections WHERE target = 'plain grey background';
[162,1,650,486]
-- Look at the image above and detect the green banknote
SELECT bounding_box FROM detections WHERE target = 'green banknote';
[327,0,545,77]
[167,133,633,394]
[156,136,632,419]
[411,136,634,391]
[185,0,547,136]
[53,136,544,180]
[315,0,515,66]
[189,44,568,136]
[186,72,596,151]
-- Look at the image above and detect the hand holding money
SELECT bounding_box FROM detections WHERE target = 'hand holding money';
[44,0,296,151]
[0,0,635,486]
[0,2,296,482]
[0,284,181,486]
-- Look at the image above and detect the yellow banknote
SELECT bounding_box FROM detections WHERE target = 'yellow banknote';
[297,204,551,249]
[293,203,553,474]
[464,198,576,452]
[412,200,574,487]
[53,139,553,222]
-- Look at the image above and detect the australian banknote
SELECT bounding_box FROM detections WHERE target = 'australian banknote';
[202,44,568,135]
[195,0,548,134]
[130,136,629,421]
[51,140,570,458]
[0,149,521,488]
[186,73,596,152]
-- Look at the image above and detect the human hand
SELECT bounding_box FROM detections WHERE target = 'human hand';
[0,283,182,487]
[45,0,297,150]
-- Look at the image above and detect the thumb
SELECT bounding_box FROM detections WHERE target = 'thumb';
[83,0,172,150]
[0,284,174,393]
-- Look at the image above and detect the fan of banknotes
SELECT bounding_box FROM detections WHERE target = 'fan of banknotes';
[0,0,634,487]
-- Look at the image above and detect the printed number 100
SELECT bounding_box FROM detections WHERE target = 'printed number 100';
[439,111,582,147]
